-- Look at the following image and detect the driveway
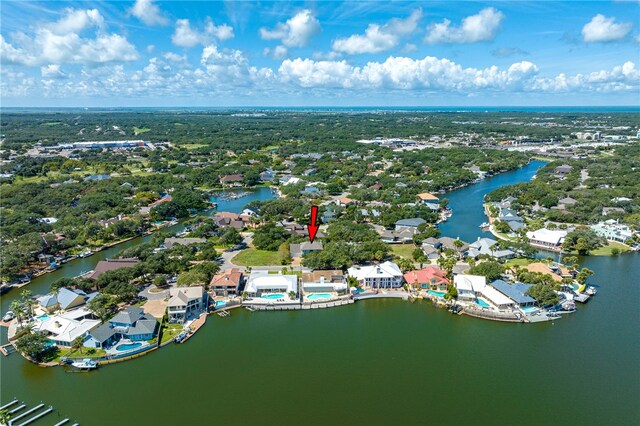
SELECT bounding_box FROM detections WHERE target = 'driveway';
[218,233,252,271]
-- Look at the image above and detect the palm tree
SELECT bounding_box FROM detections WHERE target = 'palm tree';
[72,336,85,355]
[20,289,35,318]
[9,300,25,324]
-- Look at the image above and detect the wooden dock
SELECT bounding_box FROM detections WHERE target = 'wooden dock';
[0,343,16,356]
[1,400,79,426]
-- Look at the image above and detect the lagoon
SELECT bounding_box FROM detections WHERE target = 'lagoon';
[1,163,639,425]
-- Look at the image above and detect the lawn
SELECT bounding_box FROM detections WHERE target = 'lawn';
[160,324,184,345]
[505,258,536,267]
[54,347,107,362]
[391,244,417,259]
[588,241,630,256]
[133,127,151,135]
[232,248,282,266]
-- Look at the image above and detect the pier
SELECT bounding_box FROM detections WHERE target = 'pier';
[1,400,79,426]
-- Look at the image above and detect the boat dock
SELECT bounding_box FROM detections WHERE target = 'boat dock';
[0,399,79,426]
[0,343,16,356]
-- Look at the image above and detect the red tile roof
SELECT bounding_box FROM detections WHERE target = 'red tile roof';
[403,266,449,287]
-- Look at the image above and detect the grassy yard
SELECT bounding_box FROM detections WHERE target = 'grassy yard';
[504,258,536,267]
[391,244,417,259]
[160,324,184,345]
[133,127,151,135]
[232,248,283,266]
[587,241,630,256]
[53,347,107,362]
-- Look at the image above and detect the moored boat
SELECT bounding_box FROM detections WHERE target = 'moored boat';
[586,286,597,296]
[70,359,98,370]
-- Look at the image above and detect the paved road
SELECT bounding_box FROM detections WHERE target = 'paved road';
[218,234,253,271]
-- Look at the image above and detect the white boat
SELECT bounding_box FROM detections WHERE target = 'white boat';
[479,222,490,228]
[586,286,597,296]
[71,359,98,370]
[2,311,15,321]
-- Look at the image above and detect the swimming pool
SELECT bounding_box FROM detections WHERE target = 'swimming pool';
[307,293,332,300]
[475,298,491,308]
[115,342,143,352]
[37,314,50,321]
[427,290,446,298]
[215,301,226,308]
[261,293,285,300]
[521,306,539,313]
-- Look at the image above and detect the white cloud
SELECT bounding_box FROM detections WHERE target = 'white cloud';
[46,8,105,34]
[260,10,320,48]
[581,14,633,43]
[40,64,67,79]
[130,0,169,26]
[332,9,422,55]
[425,7,504,44]
[264,46,289,60]
[163,52,187,63]
[172,18,234,48]
[278,56,540,90]
[0,9,138,66]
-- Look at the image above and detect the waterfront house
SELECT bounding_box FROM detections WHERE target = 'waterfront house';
[525,229,567,249]
[290,241,323,258]
[477,285,515,310]
[403,266,449,291]
[347,261,403,289]
[301,270,348,294]
[213,212,249,230]
[148,194,172,208]
[591,220,634,243]
[244,270,298,297]
[163,237,207,249]
[260,169,276,182]
[423,237,469,254]
[89,258,140,281]
[36,288,99,313]
[35,309,100,347]
[454,274,486,301]
[489,280,536,308]
[280,176,301,186]
[220,174,244,187]
[209,268,243,297]
[417,192,439,205]
[467,237,515,260]
[167,286,206,323]
[395,218,426,233]
[86,306,158,349]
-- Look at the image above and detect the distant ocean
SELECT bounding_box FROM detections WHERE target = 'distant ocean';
[2,106,639,113]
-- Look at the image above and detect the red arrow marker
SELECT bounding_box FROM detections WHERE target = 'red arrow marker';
[308,205,319,243]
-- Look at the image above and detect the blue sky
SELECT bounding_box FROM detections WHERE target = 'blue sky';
[1,1,639,106]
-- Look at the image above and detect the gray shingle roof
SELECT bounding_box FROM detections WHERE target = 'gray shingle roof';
[490,280,535,305]
[110,306,144,325]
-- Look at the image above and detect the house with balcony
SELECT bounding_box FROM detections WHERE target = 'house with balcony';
[209,269,243,297]
[347,261,403,289]
[167,286,207,323]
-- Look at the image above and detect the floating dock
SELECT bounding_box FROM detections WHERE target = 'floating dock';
[1,400,79,426]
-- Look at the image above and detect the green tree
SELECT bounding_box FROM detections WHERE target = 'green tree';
[252,223,290,251]
[15,332,58,362]
[469,261,504,281]
[220,227,243,246]
[88,294,117,323]
[72,336,85,355]
[526,283,559,306]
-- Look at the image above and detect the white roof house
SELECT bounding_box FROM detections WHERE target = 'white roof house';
[454,274,486,300]
[347,261,403,289]
[479,285,515,309]
[35,309,100,346]
[245,270,298,296]
[526,229,567,248]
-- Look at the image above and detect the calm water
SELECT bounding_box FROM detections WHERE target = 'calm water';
[1,165,639,426]
[209,186,276,214]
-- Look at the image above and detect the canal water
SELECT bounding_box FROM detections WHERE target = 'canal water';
[1,166,639,425]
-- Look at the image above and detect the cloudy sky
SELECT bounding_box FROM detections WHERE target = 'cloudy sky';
[1,1,639,107]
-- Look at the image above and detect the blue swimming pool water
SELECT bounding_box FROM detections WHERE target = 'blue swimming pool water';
[261,293,285,300]
[307,293,332,300]
[37,314,50,321]
[475,299,490,308]
[427,290,446,298]
[116,342,143,352]
[521,306,538,313]
[215,301,226,308]
[354,288,366,294]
